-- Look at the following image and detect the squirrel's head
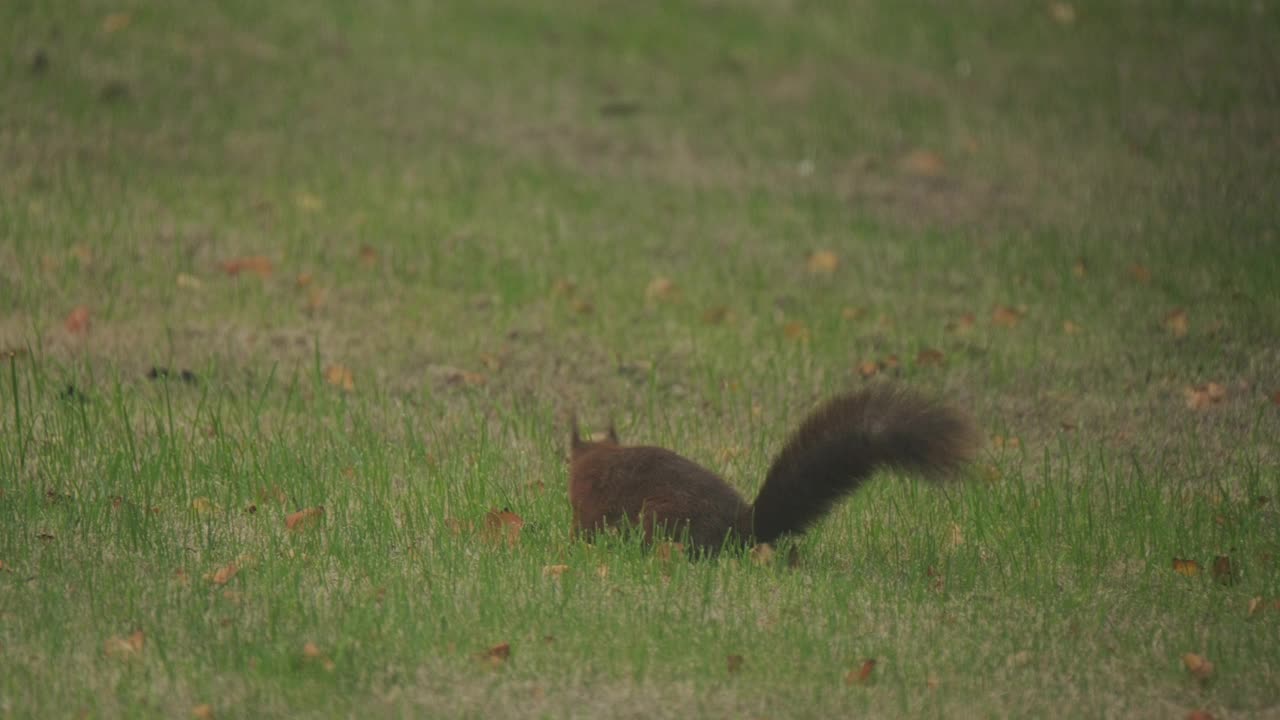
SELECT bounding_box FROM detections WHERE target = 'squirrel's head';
[570,416,619,459]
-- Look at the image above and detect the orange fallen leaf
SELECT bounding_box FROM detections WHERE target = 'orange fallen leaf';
[645,276,678,302]
[806,250,839,275]
[104,629,145,658]
[484,508,524,546]
[206,563,239,585]
[1172,558,1200,577]
[916,348,945,367]
[1063,320,1083,335]
[857,361,879,378]
[571,298,593,315]
[841,306,865,321]
[479,642,511,667]
[900,149,945,177]
[176,273,203,290]
[846,659,876,686]
[285,506,324,532]
[1211,555,1233,585]
[1164,309,1190,339]
[295,192,323,212]
[101,13,131,33]
[946,313,976,334]
[220,256,273,279]
[783,321,809,342]
[64,306,91,335]
[191,704,215,720]
[302,641,336,671]
[358,244,378,267]
[1128,263,1152,283]
[295,272,314,288]
[324,364,355,392]
[1071,257,1086,277]
[991,305,1023,327]
[726,654,745,673]
[1185,383,1226,410]
[1182,652,1214,680]
[542,564,570,578]
[750,543,776,566]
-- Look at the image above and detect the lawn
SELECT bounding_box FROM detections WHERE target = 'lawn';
[2,1,1279,717]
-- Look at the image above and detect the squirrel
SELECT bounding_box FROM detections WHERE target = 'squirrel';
[568,384,977,553]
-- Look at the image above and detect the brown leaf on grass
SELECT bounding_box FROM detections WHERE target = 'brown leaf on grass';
[645,276,678,302]
[191,704,215,720]
[900,149,945,177]
[1272,391,1280,406]
[806,250,839,275]
[324,364,355,392]
[990,435,1020,450]
[358,245,378,267]
[1049,2,1076,24]
[444,517,473,536]
[206,563,239,585]
[1164,309,1190,339]
[1071,257,1087,277]
[1182,652,1214,681]
[841,306,865,321]
[1172,558,1201,577]
[654,542,685,561]
[857,360,879,378]
[1184,383,1226,410]
[305,288,327,313]
[1063,320,1083,335]
[104,629,145,658]
[302,641,336,671]
[916,348,945,367]
[37,531,55,541]
[991,305,1023,327]
[286,506,324,532]
[484,508,524,546]
[881,354,900,370]
[101,13,131,33]
[64,306,91,335]
[542,564,570,578]
[726,654,745,673]
[571,298,593,315]
[845,659,877,686]
[220,256,273,278]
[176,273,203,290]
[946,312,976,334]
[479,642,511,668]
[749,543,775,566]
[1248,596,1264,616]
[783,321,809,342]
[295,272,314,288]
[1128,263,1152,283]
[1212,555,1234,585]
[702,305,731,325]
[295,192,323,212]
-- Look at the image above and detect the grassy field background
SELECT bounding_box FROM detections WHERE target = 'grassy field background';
[3,1,1279,717]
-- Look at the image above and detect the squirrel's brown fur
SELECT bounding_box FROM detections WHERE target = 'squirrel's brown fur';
[568,384,977,552]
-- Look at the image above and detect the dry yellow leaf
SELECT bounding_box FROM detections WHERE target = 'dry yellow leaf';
[1049,2,1076,24]
[1128,263,1152,283]
[484,508,524,546]
[946,312,976,334]
[1063,320,1083,335]
[104,629,145,658]
[1185,382,1227,410]
[857,361,879,378]
[324,364,355,392]
[191,704,214,720]
[900,149,945,177]
[295,192,323,212]
[1164,309,1189,338]
[1182,652,1214,680]
[783,321,809,342]
[285,506,324,532]
[1071,257,1086,277]
[841,306,865,321]
[845,659,877,686]
[1172,558,1200,577]
[177,273,203,290]
[101,13,131,33]
[64,306,91,335]
[542,564,570,578]
[220,256,273,279]
[645,276,678,302]
[806,250,839,275]
[295,272,314,288]
[991,305,1023,327]
[750,543,776,566]
[596,565,610,579]
[1247,596,1264,616]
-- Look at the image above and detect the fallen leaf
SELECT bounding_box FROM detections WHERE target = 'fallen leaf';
[947,522,965,548]
[858,360,880,378]
[484,508,524,546]
[542,564,570,578]
[1071,257,1086,277]
[1063,320,1083,335]
[926,673,941,690]
[295,272,313,288]
[1182,652,1214,681]
[176,273,203,290]
[702,305,731,325]
[550,278,576,298]
[645,276,678,302]
[220,256,273,279]
[358,245,378,267]
[654,542,685,561]
[571,298,593,315]
[783,321,809,342]
[285,506,324,532]
[205,563,239,586]
[1128,263,1152,283]
[1164,309,1189,338]
[726,654,745,673]
[101,13,131,33]
[1247,596,1264,616]
[1049,2,1076,24]
[191,704,215,720]
[104,629,145,658]
[1172,558,1201,577]
[806,250,839,275]
[324,364,355,392]
[295,192,323,212]
[1272,391,1280,406]
[916,348,945,367]
[946,313,976,334]
[191,497,218,516]
[1211,555,1233,585]
[841,306,865,321]
[302,641,336,671]
[479,642,511,668]
[750,544,775,566]
[900,149,945,177]
[991,305,1023,327]
[1185,383,1226,410]
[846,659,877,686]
[64,306,91,335]
[596,565,610,579]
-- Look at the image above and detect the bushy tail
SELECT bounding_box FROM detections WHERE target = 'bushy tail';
[748,385,977,544]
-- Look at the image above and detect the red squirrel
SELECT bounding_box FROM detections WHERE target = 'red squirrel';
[569,384,977,552]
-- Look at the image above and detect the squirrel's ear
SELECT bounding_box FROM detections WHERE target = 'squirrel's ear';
[570,415,583,450]
[606,423,619,444]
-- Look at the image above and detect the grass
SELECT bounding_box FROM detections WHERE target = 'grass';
[2,0,1279,717]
